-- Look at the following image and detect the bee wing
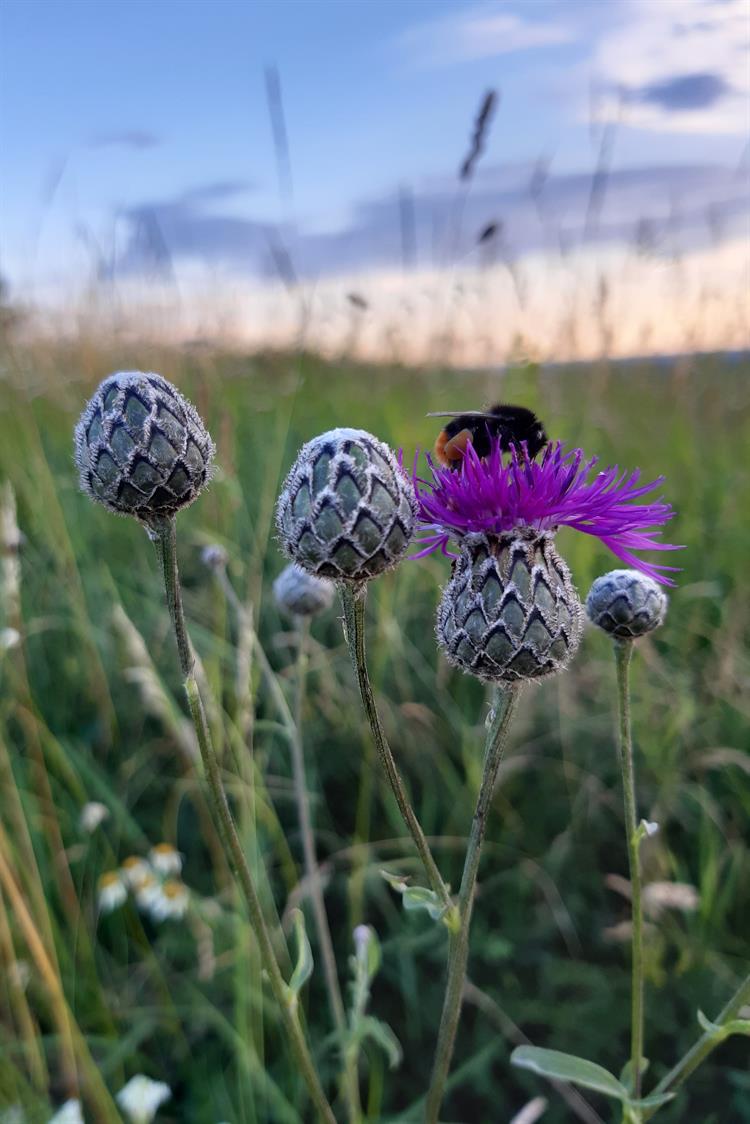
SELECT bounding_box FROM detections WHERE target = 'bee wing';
[426,411,496,419]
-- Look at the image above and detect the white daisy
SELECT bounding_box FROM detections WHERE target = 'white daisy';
[149,879,189,923]
[120,856,152,890]
[79,802,109,833]
[97,871,127,915]
[48,1101,84,1124]
[116,1075,171,1123]
[134,872,162,913]
[148,843,183,876]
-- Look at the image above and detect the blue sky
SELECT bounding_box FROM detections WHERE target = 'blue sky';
[1,0,748,291]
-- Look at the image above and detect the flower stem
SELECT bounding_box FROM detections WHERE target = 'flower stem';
[153,518,336,1124]
[614,638,645,1102]
[292,618,362,1123]
[642,973,750,1120]
[424,684,521,1124]
[339,582,454,921]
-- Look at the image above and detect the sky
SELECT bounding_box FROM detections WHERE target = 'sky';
[1,0,748,358]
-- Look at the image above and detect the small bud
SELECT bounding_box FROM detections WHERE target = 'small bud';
[276,428,416,582]
[273,562,335,618]
[586,569,667,639]
[437,532,583,683]
[74,371,215,527]
[201,544,228,571]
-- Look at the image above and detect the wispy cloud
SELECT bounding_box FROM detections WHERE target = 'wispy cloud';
[396,4,573,68]
[114,162,749,280]
[89,130,162,150]
[593,0,749,133]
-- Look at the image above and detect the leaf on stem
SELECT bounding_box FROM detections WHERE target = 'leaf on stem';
[380,870,447,922]
[287,908,314,1000]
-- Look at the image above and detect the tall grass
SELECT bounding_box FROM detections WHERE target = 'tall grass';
[1,341,749,1121]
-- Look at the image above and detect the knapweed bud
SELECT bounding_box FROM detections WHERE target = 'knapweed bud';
[437,532,583,682]
[276,428,416,582]
[74,371,215,526]
[273,562,335,618]
[586,569,667,639]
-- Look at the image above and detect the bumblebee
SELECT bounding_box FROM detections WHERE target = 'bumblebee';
[429,404,548,468]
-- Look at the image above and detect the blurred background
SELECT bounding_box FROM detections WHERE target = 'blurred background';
[1,1,749,1122]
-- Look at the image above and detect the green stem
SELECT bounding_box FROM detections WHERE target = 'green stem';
[642,973,750,1120]
[340,582,455,923]
[152,518,336,1124]
[424,685,521,1124]
[615,638,645,1102]
[292,618,362,1123]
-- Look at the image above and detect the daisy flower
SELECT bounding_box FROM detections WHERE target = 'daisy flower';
[97,871,127,915]
[116,1075,171,1123]
[148,843,183,876]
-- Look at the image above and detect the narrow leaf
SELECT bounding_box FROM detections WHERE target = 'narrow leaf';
[511,1047,630,1101]
[288,909,313,995]
[360,1015,403,1069]
[629,1092,676,1110]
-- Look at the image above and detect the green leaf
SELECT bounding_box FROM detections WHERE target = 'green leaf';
[288,909,313,996]
[697,1009,750,1039]
[511,1046,630,1101]
[359,1015,402,1069]
[380,870,446,922]
[629,1092,676,1110]
[620,1057,650,1093]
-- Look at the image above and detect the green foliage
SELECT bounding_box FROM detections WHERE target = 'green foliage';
[0,345,749,1121]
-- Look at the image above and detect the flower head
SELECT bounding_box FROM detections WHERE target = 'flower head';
[48,1102,83,1124]
[97,871,127,914]
[586,569,668,638]
[79,801,109,834]
[74,371,214,528]
[116,1075,171,1124]
[121,856,152,890]
[148,879,190,923]
[413,439,681,585]
[276,428,417,583]
[149,842,183,876]
[273,562,335,618]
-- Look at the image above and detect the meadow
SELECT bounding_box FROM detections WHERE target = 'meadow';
[1,338,749,1123]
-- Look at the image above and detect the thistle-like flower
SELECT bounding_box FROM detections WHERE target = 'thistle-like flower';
[413,438,680,682]
[276,428,417,583]
[586,569,668,638]
[116,1075,171,1124]
[273,562,335,618]
[74,371,214,528]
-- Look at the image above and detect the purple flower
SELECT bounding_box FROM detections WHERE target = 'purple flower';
[412,439,682,585]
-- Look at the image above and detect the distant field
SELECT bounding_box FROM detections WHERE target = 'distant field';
[1,343,749,1122]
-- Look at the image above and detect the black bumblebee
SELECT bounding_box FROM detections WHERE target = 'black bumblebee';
[429,404,548,468]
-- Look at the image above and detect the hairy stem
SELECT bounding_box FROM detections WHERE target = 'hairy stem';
[153,518,336,1124]
[424,685,521,1123]
[642,973,750,1120]
[340,582,454,922]
[615,639,645,1100]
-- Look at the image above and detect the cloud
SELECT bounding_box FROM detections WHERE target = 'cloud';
[592,0,749,133]
[89,130,161,150]
[396,4,572,67]
[113,162,749,281]
[635,73,732,112]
